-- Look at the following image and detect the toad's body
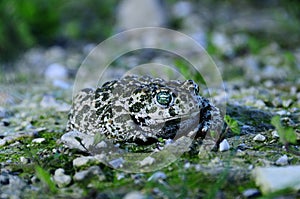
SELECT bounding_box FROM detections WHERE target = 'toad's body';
[67,76,221,145]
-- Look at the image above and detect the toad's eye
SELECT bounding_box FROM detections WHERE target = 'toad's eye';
[155,90,174,107]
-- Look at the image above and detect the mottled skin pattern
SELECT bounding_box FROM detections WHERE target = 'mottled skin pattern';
[67,75,221,145]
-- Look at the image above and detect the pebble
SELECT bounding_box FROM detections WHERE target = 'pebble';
[117,0,166,29]
[282,99,293,108]
[172,1,192,18]
[242,188,260,198]
[40,95,70,111]
[275,155,288,166]
[271,130,279,138]
[219,139,230,152]
[123,191,145,199]
[0,172,26,199]
[73,156,97,168]
[253,134,266,142]
[147,171,166,182]
[95,141,107,148]
[252,166,300,194]
[139,156,155,167]
[32,138,46,144]
[109,158,124,169]
[73,166,102,181]
[44,63,68,81]
[53,168,71,188]
[20,156,29,164]
[61,131,94,152]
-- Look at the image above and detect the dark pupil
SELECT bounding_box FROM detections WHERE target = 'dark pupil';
[157,91,171,106]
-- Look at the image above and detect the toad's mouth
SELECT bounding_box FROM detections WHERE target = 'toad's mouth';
[130,111,200,142]
[152,111,200,124]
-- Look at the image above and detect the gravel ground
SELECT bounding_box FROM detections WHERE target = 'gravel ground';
[0,1,300,198]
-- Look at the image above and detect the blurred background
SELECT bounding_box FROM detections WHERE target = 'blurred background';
[0,0,299,83]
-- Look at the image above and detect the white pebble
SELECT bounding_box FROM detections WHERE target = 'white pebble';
[252,166,300,194]
[242,189,260,198]
[147,171,166,181]
[139,156,155,167]
[20,156,29,164]
[271,130,279,138]
[32,138,45,144]
[275,155,288,166]
[123,191,145,199]
[73,166,101,181]
[253,134,266,142]
[53,168,71,188]
[73,156,96,168]
[109,158,124,169]
[44,63,68,81]
[219,139,230,152]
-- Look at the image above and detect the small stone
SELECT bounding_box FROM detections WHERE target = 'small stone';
[242,188,260,198]
[45,63,68,81]
[271,130,279,138]
[172,1,192,18]
[253,134,266,142]
[117,0,166,29]
[32,138,45,144]
[252,166,300,194]
[184,162,191,169]
[139,156,155,167]
[20,156,29,164]
[219,139,230,152]
[73,156,97,168]
[236,149,246,157]
[237,143,251,150]
[53,168,71,188]
[0,139,6,147]
[73,166,102,181]
[61,131,94,152]
[275,155,288,166]
[276,110,288,116]
[282,99,293,108]
[116,172,125,180]
[123,191,145,199]
[147,171,166,182]
[95,141,107,148]
[109,158,124,169]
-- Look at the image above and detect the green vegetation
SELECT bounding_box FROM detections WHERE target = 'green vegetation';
[35,166,58,193]
[271,115,297,145]
[224,115,241,135]
[0,0,117,62]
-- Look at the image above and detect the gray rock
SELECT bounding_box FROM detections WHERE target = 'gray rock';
[139,156,155,167]
[123,191,145,199]
[226,104,274,133]
[271,130,279,138]
[61,131,95,152]
[73,156,98,168]
[44,63,68,81]
[53,168,71,188]
[0,172,26,199]
[117,0,166,30]
[172,1,192,18]
[275,155,288,166]
[219,139,230,152]
[73,166,102,181]
[109,158,125,169]
[253,134,266,142]
[242,188,260,198]
[147,171,166,182]
[252,166,300,194]
[32,138,46,144]
[20,156,29,164]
